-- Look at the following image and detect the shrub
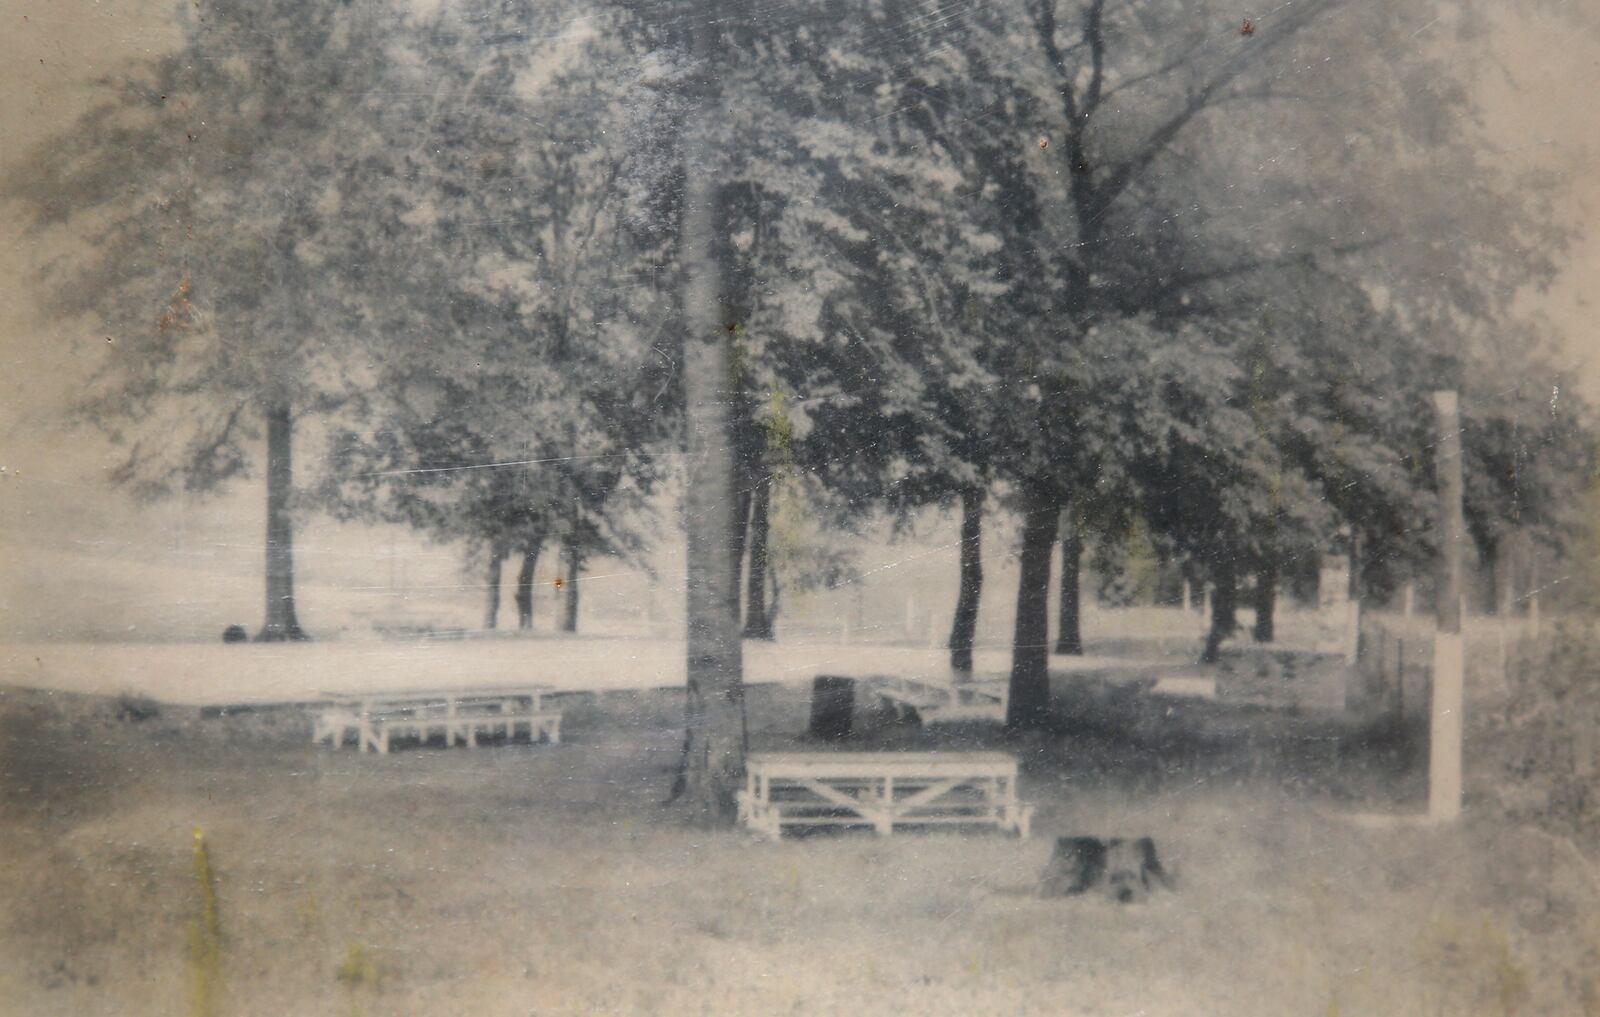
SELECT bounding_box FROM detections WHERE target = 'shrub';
[1476,623,1600,850]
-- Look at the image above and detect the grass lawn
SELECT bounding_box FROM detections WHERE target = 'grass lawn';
[1,679,1596,1017]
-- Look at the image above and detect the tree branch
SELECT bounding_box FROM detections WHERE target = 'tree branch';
[1093,1,1336,219]
[1082,0,1107,119]
[1098,39,1207,104]
[1123,236,1390,310]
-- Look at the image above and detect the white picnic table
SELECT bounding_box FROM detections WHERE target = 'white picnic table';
[865,675,1009,724]
[739,751,1032,839]
[313,685,561,754]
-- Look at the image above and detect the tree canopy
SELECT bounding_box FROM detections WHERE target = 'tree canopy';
[9,0,1595,796]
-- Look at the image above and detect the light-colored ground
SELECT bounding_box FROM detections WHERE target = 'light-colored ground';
[0,636,1172,706]
[1,682,1596,1017]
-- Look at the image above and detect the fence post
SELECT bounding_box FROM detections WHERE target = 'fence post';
[1429,390,1465,823]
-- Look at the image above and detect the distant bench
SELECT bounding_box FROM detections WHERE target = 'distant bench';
[865,675,1008,725]
[313,687,561,755]
[738,752,1033,840]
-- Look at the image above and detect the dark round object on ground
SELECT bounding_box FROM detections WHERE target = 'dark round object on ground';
[222,625,249,644]
[808,675,855,741]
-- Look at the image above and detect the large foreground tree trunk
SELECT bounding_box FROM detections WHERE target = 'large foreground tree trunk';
[1054,507,1083,655]
[1251,555,1276,643]
[256,401,307,641]
[483,542,506,630]
[1007,484,1059,731]
[948,486,984,674]
[1200,556,1239,663]
[515,540,543,631]
[671,71,747,822]
[562,543,581,633]
[742,475,774,639]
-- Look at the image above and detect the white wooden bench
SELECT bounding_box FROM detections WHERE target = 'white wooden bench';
[738,752,1033,839]
[313,687,561,755]
[867,676,1008,725]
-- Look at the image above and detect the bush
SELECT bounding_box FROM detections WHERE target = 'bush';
[1476,623,1600,850]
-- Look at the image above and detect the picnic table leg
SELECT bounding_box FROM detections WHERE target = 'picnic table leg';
[738,770,756,828]
[1001,777,1031,837]
[875,777,895,836]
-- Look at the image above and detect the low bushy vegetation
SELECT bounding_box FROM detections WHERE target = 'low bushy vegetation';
[1478,623,1600,854]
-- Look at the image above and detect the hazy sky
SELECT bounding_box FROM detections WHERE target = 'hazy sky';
[1,0,1597,631]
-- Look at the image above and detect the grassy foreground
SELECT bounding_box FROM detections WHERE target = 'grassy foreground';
[1,681,1597,1017]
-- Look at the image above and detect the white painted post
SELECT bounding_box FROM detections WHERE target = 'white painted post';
[1430,391,1465,823]
[1403,582,1415,619]
[1183,580,1193,613]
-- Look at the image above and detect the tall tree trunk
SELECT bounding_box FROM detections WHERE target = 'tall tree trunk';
[768,567,781,631]
[483,542,506,630]
[671,47,747,822]
[1347,531,1364,600]
[1491,532,1519,617]
[947,486,984,674]
[515,540,542,631]
[1054,506,1083,655]
[730,485,753,620]
[742,475,774,639]
[1200,556,1239,664]
[1347,531,1364,663]
[1007,484,1059,731]
[1251,555,1277,643]
[256,401,307,641]
[562,543,581,633]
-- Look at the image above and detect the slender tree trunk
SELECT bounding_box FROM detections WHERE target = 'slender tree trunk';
[742,475,774,639]
[1200,556,1238,664]
[768,567,781,630]
[730,485,753,620]
[515,540,543,631]
[1347,531,1364,663]
[1006,484,1059,731]
[483,542,506,630]
[1347,531,1364,601]
[256,401,307,641]
[1491,533,1518,617]
[948,486,984,674]
[1251,555,1277,643]
[1054,506,1083,655]
[562,543,581,633]
[671,44,747,821]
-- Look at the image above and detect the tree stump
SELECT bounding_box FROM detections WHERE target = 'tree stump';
[808,676,855,741]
